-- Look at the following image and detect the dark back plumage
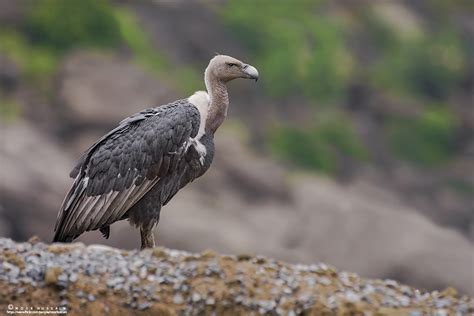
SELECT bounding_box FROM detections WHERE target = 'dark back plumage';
[53,100,201,242]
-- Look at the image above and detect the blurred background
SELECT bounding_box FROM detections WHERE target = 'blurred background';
[0,0,473,295]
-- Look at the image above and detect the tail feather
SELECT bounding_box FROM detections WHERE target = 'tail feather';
[52,233,75,243]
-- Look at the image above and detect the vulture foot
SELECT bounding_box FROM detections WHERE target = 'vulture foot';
[140,227,155,249]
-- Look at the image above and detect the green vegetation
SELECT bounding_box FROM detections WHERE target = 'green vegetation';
[114,7,203,94]
[270,113,368,173]
[0,94,21,122]
[114,8,202,94]
[447,179,474,196]
[0,0,174,83]
[222,0,469,171]
[0,0,123,87]
[0,0,469,173]
[174,67,204,95]
[223,0,361,173]
[25,0,121,51]
[222,0,353,102]
[371,30,466,100]
[114,7,165,74]
[385,107,458,166]
[0,30,58,82]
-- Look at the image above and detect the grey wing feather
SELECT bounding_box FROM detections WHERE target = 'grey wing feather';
[53,100,200,242]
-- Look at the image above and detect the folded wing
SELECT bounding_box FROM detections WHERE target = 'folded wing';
[53,100,200,242]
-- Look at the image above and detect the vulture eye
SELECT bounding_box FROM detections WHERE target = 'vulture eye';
[227,63,238,67]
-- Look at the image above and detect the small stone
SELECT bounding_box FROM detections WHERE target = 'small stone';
[400,285,413,296]
[28,236,41,244]
[58,273,68,282]
[345,290,360,303]
[4,262,20,279]
[173,294,184,305]
[298,292,312,303]
[434,310,448,316]
[3,251,25,269]
[192,293,201,302]
[138,302,151,310]
[318,276,331,286]
[398,295,410,307]
[385,279,398,288]
[139,266,147,279]
[128,275,140,284]
[69,273,78,283]
[44,266,63,286]
[362,284,375,295]
[107,277,125,287]
[435,298,451,309]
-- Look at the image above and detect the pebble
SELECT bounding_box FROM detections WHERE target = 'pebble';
[345,290,361,303]
[434,310,448,316]
[137,302,151,310]
[398,295,411,307]
[173,293,184,305]
[192,293,201,302]
[283,287,292,295]
[318,276,332,286]
[69,273,78,283]
[435,298,451,309]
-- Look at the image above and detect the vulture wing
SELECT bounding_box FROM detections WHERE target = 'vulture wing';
[53,100,200,242]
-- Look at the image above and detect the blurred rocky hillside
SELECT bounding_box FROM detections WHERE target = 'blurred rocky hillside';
[0,0,473,297]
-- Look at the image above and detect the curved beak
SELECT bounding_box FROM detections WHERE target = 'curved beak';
[242,64,259,81]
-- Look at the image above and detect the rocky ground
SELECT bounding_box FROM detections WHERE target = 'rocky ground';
[0,238,472,315]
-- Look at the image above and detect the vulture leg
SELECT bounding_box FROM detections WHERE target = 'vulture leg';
[128,188,162,249]
[140,226,155,249]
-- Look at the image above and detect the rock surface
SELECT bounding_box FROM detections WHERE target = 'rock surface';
[0,237,472,315]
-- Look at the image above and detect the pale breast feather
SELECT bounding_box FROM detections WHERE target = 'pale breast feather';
[188,91,209,139]
[187,90,210,165]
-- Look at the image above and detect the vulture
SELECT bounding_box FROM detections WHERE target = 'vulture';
[53,55,259,249]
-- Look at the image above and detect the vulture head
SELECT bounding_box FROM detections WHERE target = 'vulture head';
[206,55,259,82]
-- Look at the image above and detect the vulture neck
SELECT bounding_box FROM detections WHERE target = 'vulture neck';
[205,70,229,135]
